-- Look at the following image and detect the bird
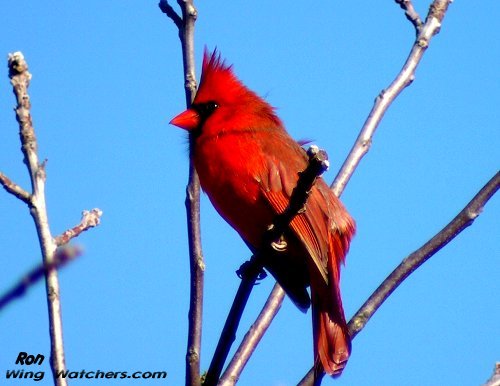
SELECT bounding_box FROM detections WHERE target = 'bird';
[170,49,355,377]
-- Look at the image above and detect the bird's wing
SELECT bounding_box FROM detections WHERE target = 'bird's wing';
[254,135,334,284]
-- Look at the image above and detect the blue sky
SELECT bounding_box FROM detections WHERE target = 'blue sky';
[0,1,498,385]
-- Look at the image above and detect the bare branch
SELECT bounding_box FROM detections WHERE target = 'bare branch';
[160,1,202,385]
[158,0,182,30]
[8,51,68,385]
[331,0,452,197]
[54,209,103,246]
[348,171,499,337]
[182,22,202,386]
[0,171,31,203]
[0,246,82,311]
[177,0,198,105]
[185,167,204,386]
[219,284,285,386]
[203,263,265,386]
[204,147,329,386]
[5,52,102,385]
[395,0,423,32]
[298,171,500,386]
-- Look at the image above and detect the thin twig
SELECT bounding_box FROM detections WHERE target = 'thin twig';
[331,0,452,197]
[159,0,182,30]
[177,0,198,105]
[0,246,82,311]
[160,2,202,385]
[395,0,423,32]
[203,264,265,386]
[298,171,500,386]
[185,168,204,386]
[0,171,31,203]
[220,1,454,384]
[219,284,285,386]
[205,147,329,386]
[8,51,68,386]
[160,0,198,105]
[54,209,103,246]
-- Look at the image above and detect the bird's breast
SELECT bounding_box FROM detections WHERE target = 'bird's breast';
[193,132,274,247]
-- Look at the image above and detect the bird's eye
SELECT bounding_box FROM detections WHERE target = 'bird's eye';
[193,101,219,119]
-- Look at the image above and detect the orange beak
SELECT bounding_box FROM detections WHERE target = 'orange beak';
[169,108,200,131]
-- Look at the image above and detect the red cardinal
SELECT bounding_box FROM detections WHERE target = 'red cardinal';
[171,49,355,377]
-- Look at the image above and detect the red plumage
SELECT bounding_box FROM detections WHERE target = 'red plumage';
[171,49,355,377]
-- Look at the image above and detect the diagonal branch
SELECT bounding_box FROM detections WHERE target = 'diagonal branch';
[219,284,285,386]
[0,171,31,203]
[159,0,182,30]
[54,209,103,246]
[331,0,452,197]
[298,171,500,386]
[348,172,499,339]
[395,0,423,33]
[206,147,329,386]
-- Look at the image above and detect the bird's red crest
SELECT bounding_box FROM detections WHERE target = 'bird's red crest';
[201,48,233,79]
[195,48,282,129]
[195,48,247,106]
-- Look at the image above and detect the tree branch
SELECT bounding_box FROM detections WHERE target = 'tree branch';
[299,171,500,385]
[54,209,103,246]
[160,2,202,385]
[160,0,198,104]
[348,172,499,338]
[5,52,102,385]
[0,171,31,203]
[185,168,204,386]
[159,0,182,30]
[395,0,423,33]
[177,0,198,106]
[219,284,285,386]
[8,51,68,386]
[331,0,452,197]
[204,147,329,386]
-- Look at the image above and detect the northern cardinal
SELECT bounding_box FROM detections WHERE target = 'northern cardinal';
[170,49,355,377]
